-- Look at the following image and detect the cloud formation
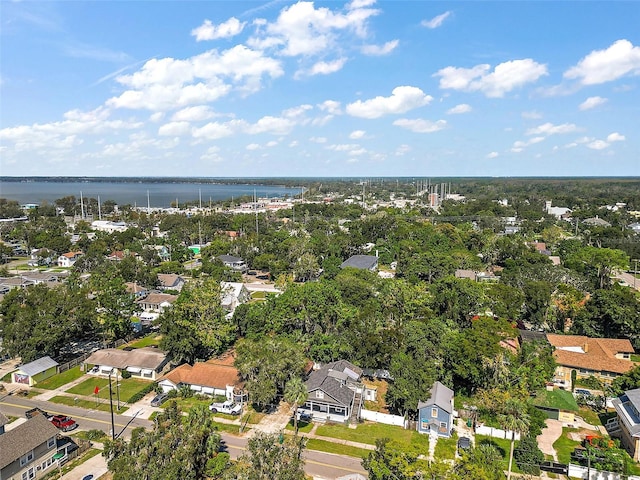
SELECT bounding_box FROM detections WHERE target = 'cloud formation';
[564,39,640,85]
[579,96,607,111]
[446,103,472,114]
[526,122,579,136]
[421,11,451,29]
[346,86,432,118]
[192,17,246,41]
[361,40,399,56]
[434,59,548,97]
[393,118,447,133]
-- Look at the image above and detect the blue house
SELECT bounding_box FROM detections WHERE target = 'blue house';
[417,381,454,437]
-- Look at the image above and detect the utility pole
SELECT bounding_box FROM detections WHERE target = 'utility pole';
[109,369,116,440]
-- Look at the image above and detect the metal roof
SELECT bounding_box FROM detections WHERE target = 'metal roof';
[17,356,59,377]
[340,255,378,270]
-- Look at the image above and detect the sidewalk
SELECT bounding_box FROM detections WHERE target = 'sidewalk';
[60,442,108,480]
[537,419,563,461]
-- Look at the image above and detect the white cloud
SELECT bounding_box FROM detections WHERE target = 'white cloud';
[393,118,447,133]
[327,143,361,152]
[349,148,367,156]
[347,0,376,9]
[246,115,296,135]
[395,144,411,156]
[579,96,607,111]
[289,140,299,147]
[512,136,545,151]
[564,39,640,85]
[192,121,236,140]
[446,103,472,114]
[361,40,399,56]
[266,140,278,147]
[607,132,625,142]
[486,151,499,159]
[587,140,609,150]
[434,59,548,97]
[526,122,579,136]
[158,121,191,136]
[346,86,432,118]
[310,136,328,143]
[201,146,223,162]
[107,46,283,111]
[318,100,342,114]
[172,105,216,122]
[251,1,380,57]
[149,112,165,122]
[421,11,451,29]
[349,130,366,139]
[522,110,542,120]
[298,58,347,78]
[246,143,261,150]
[192,17,246,41]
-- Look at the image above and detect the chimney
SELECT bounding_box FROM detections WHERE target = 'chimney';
[583,342,589,353]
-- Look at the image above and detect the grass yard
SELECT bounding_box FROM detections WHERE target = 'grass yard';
[49,395,128,414]
[212,421,242,434]
[531,388,579,412]
[316,422,413,447]
[305,438,371,459]
[36,366,84,390]
[241,410,266,425]
[475,435,521,473]
[433,434,457,460]
[552,427,581,465]
[66,376,151,402]
[120,335,162,349]
[578,407,605,426]
[168,396,213,412]
[285,419,315,433]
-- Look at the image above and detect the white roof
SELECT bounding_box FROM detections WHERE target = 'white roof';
[18,356,58,376]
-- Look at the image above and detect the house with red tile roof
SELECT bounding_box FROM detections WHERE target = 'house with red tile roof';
[57,251,82,267]
[158,353,246,402]
[547,334,636,386]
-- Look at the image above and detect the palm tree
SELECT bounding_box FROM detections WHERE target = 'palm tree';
[498,399,530,480]
[284,377,308,434]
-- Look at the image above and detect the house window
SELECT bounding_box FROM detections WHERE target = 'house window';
[316,391,324,399]
[431,408,438,418]
[20,450,34,466]
[439,422,448,433]
[22,467,35,480]
[48,437,55,448]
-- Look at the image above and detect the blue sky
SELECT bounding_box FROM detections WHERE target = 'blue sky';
[1,1,639,177]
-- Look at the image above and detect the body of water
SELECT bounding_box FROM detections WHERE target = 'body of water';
[0,180,303,208]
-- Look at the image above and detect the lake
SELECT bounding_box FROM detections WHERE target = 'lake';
[0,179,303,208]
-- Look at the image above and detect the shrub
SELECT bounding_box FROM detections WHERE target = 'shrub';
[120,370,132,379]
[514,435,544,474]
[127,382,157,404]
[85,429,107,440]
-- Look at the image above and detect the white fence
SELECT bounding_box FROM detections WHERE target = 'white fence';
[360,409,407,428]
[568,463,640,479]
[475,425,521,441]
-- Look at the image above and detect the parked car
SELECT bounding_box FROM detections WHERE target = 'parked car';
[209,400,242,415]
[457,436,471,452]
[25,407,52,420]
[294,410,312,422]
[50,415,78,432]
[574,388,591,396]
[151,392,168,407]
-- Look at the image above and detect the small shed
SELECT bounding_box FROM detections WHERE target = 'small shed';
[12,356,59,386]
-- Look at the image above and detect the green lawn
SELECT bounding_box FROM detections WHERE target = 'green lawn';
[578,407,605,426]
[552,427,581,465]
[119,335,162,349]
[49,395,128,414]
[434,433,457,460]
[169,396,213,412]
[36,366,84,390]
[66,376,152,402]
[212,421,242,434]
[305,438,371,459]
[240,410,266,425]
[531,389,579,412]
[475,435,522,473]
[285,419,315,433]
[316,422,413,447]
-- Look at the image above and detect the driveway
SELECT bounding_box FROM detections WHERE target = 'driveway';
[537,419,563,460]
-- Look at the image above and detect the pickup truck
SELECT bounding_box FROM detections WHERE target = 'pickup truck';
[50,415,78,432]
[25,407,52,420]
[209,400,242,415]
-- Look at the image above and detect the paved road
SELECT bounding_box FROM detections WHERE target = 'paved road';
[0,394,368,479]
[615,271,640,291]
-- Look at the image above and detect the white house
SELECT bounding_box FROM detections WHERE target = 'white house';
[57,252,82,267]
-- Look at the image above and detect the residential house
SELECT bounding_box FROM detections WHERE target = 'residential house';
[220,282,250,315]
[106,250,126,261]
[0,414,62,480]
[303,360,374,424]
[91,220,128,233]
[157,274,185,292]
[547,334,636,386]
[136,293,178,313]
[0,412,8,435]
[84,347,168,381]
[125,282,149,299]
[629,222,640,234]
[218,255,248,273]
[57,252,82,268]
[545,201,572,219]
[340,255,378,272]
[12,356,59,387]
[417,381,455,437]
[19,272,62,286]
[583,216,612,228]
[612,388,640,461]
[158,355,246,402]
[0,277,35,291]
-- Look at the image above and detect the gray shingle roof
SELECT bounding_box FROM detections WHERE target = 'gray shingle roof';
[417,381,454,413]
[85,347,167,370]
[18,356,59,377]
[305,360,362,407]
[340,255,378,270]
[0,412,8,427]
[218,255,243,263]
[0,414,59,469]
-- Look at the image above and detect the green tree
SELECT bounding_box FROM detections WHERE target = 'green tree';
[226,431,306,480]
[513,435,544,474]
[362,438,421,480]
[284,377,308,434]
[497,399,530,480]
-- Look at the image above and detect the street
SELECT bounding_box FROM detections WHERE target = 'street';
[0,394,368,478]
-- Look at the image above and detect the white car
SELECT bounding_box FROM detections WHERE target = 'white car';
[209,400,242,415]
